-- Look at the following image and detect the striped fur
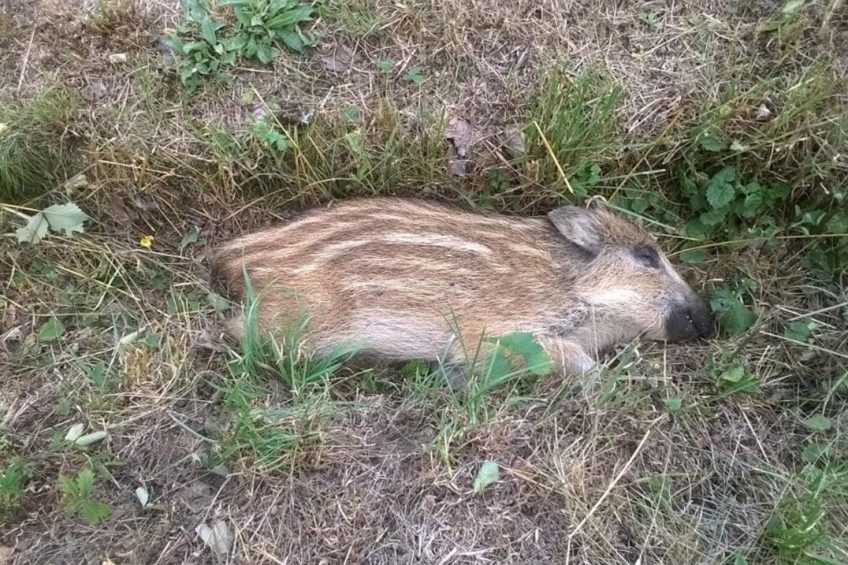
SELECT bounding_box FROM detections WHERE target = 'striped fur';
[211,197,712,377]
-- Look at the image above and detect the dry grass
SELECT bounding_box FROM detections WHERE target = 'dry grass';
[1,0,847,563]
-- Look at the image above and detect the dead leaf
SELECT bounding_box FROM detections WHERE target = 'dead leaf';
[195,328,228,353]
[108,53,128,64]
[130,194,156,211]
[107,194,134,222]
[756,104,773,121]
[448,158,472,177]
[196,520,233,556]
[445,117,473,158]
[321,43,355,73]
[502,125,526,157]
[63,173,88,195]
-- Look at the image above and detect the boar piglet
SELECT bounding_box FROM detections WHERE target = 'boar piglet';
[211,198,713,383]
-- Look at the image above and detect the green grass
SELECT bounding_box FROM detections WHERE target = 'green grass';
[763,461,848,564]
[0,87,80,203]
[523,70,622,200]
[210,270,359,471]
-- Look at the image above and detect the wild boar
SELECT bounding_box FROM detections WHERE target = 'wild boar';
[211,197,713,381]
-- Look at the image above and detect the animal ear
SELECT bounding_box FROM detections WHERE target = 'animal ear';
[547,205,604,256]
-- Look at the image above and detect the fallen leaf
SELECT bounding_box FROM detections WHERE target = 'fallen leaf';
[63,173,88,195]
[42,203,89,236]
[196,520,233,556]
[75,431,108,446]
[195,329,228,353]
[107,194,134,222]
[502,125,525,157]
[473,460,500,494]
[118,329,143,348]
[65,423,85,442]
[448,158,471,177]
[445,117,472,158]
[135,486,149,507]
[321,43,354,73]
[108,53,128,64]
[15,213,49,244]
[131,194,156,211]
[756,104,773,121]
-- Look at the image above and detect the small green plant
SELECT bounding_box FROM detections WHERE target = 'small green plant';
[472,460,500,494]
[166,0,316,93]
[637,10,663,30]
[252,117,291,154]
[58,467,112,525]
[224,0,316,59]
[37,316,66,342]
[0,458,32,514]
[402,66,424,85]
[679,166,790,241]
[713,362,760,396]
[709,279,758,336]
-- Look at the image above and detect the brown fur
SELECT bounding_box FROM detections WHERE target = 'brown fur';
[211,198,712,377]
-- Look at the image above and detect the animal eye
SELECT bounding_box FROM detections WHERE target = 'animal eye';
[633,245,660,269]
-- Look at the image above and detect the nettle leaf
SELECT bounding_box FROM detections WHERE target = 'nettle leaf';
[720,365,745,383]
[200,17,223,45]
[684,217,710,240]
[255,40,276,64]
[766,182,790,202]
[740,191,763,218]
[16,212,50,244]
[483,349,514,387]
[709,288,736,313]
[722,302,757,335]
[266,5,314,29]
[663,396,684,412]
[700,207,729,226]
[473,460,500,494]
[705,166,737,209]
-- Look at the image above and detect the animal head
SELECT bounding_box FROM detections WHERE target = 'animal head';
[548,203,714,344]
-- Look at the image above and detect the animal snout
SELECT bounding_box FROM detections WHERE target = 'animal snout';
[664,295,715,342]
